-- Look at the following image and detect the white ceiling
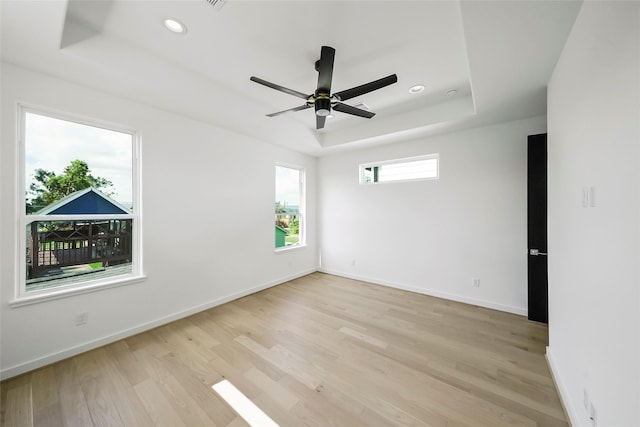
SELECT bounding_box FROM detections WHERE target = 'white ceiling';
[1,0,582,156]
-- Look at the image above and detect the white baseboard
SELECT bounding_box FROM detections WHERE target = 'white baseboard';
[319,268,528,316]
[0,268,317,380]
[546,346,579,427]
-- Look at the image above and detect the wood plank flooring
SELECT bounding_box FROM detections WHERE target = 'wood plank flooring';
[0,273,568,426]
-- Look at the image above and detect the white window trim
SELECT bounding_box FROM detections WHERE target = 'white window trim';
[12,104,144,307]
[359,153,439,184]
[275,162,306,252]
[274,244,307,254]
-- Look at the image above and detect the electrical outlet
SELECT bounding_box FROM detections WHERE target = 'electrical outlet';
[472,278,480,287]
[590,402,597,427]
[75,312,88,326]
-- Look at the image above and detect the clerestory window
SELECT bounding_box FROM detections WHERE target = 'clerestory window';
[360,154,439,184]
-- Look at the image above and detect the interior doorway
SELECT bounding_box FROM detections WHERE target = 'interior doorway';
[527,133,548,323]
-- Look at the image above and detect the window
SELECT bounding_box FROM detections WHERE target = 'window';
[360,154,439,184]
[275,164,304,250]
[17,106,141,302]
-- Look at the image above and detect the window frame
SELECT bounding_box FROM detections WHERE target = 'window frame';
[274,162,306,252]
[359,153,439,185]
[12,104,144,306]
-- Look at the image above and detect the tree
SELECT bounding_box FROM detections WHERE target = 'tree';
[275,202,288,229]
[27,160,113,213]
[289,216,299,235]
[275,201,287,214]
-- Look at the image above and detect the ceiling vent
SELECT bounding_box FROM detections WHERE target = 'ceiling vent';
[353,102,371,111]
[205,0,226,11]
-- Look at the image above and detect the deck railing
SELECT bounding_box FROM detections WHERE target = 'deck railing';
[27,219,133,279]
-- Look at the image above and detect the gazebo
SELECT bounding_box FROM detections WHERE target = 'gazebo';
[28,187,133,279]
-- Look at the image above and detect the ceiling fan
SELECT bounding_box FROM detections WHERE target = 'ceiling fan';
[250,46,398,130]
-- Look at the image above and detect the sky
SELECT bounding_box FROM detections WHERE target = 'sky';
[24,112,133,206]
[275,165,301,208]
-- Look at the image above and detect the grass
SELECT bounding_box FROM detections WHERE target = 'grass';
[89,262,103,269]
[40,241,74,250]
[285,235,299,244]
[40,241,91,250]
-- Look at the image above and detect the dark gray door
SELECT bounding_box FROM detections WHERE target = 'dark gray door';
[527,133,548,323]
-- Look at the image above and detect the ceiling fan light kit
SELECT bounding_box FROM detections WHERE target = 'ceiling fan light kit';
[250,46,398,129]
[314,96,331,117]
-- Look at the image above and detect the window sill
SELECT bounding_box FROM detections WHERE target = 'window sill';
[275,244,306,254]
[9,274,147,308]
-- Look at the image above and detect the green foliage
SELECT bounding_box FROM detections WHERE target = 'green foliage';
[27,160,113,213]
[275,202,289,229]
[289,216,299,234]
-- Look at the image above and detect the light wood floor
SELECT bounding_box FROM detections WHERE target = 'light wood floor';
[1,273,568,426]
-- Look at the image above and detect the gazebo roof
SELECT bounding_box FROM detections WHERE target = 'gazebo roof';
[35,187,131,215]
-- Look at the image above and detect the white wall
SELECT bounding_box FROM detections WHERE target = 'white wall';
[318,116,546,315]
[0,63,318,379]
[547,2,640,426]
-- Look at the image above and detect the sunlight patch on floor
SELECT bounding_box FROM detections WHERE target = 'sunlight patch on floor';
[212,379,280,427]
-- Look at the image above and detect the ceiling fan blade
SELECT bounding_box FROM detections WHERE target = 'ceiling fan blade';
[333,74,398,102]
[316,46,335,93]
[333,102,376,119]
[250,76,310,100]
[316,115,326,130]
[266,104,310,117]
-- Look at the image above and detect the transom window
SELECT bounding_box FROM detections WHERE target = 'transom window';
[360,154,439,184]
[17,107,141,302]
[275,164,305,250]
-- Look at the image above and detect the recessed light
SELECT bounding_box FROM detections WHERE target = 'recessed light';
[164,18,187,34]
[446,89,457,97]
[409,85,424,94]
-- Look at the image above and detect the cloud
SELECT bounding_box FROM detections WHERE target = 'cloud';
[25,112,133,204]
[275,165,301,206]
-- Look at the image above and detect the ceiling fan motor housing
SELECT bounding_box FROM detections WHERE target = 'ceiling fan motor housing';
[314,93,332,116]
